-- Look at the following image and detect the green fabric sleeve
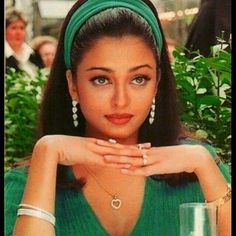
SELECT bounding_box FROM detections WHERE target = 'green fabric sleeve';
[4,167,28,236]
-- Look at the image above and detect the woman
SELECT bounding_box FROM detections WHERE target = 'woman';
[5,8,44,76]
[31,36,58,70]
[5,1,231,235]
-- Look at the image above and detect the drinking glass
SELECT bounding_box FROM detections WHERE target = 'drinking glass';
[179,202,218,236]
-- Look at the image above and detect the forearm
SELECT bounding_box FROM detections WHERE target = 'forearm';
[194,146,231,236]
[13,138,59,236]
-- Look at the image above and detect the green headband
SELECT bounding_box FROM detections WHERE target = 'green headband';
[64,0,163,68]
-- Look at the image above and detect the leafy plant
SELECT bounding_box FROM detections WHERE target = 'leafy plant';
[172,40,231,164]
[5,68,48,171]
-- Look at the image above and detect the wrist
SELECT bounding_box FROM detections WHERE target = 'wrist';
[205,183,231,207]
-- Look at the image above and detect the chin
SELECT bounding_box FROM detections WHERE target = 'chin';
[86,121,139,141]
[103,129,138,141]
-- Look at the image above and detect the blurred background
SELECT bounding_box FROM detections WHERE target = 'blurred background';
[5,0,201,48]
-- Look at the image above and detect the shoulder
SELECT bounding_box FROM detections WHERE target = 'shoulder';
[6,56,20,71]
[29,52,44,68]
[5,166,28,191]
[5,165,28,178]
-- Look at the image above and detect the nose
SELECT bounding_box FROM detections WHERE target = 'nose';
[111,83,130,108]
[15,29,24,37]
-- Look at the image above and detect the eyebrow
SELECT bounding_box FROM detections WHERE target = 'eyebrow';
[86,64,153,73]
[129,64,153,72]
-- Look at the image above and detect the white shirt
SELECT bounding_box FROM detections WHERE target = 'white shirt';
[5,41,39,77]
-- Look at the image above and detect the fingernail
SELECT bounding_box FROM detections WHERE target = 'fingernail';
[121,169,129,174]
[122,164,131,169]
[104,155,112,160]
[138,142,151,149]
[143,142,151,148]
[96,139,106,145]
[108,138,117,144]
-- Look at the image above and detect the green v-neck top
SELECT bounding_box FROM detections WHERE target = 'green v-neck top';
[5,140,231,236]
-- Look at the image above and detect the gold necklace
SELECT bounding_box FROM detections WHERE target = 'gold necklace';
[84,166,122,210]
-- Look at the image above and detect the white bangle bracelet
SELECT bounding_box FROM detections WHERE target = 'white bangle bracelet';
[19,203,54,219]
[17,208,55,226]
[17,205,55,226]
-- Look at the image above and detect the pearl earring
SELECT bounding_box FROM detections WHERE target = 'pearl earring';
[149,98,156,125]
[72,100,78,127]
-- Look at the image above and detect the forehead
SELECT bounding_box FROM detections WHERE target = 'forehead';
[84,35,154,57]
[7,20,26,27]
[78,36,156,68]
[40,43,57,50]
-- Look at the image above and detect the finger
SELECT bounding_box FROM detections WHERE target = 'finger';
[94,144,143,157]
[84,137,99,144]
[121,160,189,176]
[104,155,143,166]
[103,162,132,169]
[96,139,151,150]
[104,148,156,166]
[137,142,152,149]
[85,152,132,169]
[96,139,125,149]
[120,166,156,176]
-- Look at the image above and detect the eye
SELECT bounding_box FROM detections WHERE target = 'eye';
[132,75,150,85]
[90,76,110,85]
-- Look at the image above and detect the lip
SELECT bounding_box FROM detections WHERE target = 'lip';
[105,113,134,125]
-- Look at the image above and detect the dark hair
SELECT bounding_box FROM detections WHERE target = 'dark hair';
[38,0,197,189]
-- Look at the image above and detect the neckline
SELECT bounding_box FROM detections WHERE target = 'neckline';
[67,167,151,235]
[81,178,150,235]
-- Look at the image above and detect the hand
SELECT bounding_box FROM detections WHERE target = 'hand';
[103,144,211,176]
[33,135,144,168]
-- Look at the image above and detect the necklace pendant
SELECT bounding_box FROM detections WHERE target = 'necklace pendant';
[111,196,122,210]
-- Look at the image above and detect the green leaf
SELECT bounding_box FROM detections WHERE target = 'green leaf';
[197,95,221,108]
[196,88,207,94]
[176,79,195,92]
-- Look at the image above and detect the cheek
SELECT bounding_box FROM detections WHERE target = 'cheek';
[133,88,157,118]
[135,96,153,117]
[78,97,106,125]
[6,31,14,40]
[20,31,26,38]
[77,87,108,112]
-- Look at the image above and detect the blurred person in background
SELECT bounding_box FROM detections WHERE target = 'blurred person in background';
[31,36,58,71]
[5,8,44,76]
[166,38,177,62]
[185,0,231,57]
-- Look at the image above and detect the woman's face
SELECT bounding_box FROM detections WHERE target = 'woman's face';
[67,36,158,143]
[6,20,26,49]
